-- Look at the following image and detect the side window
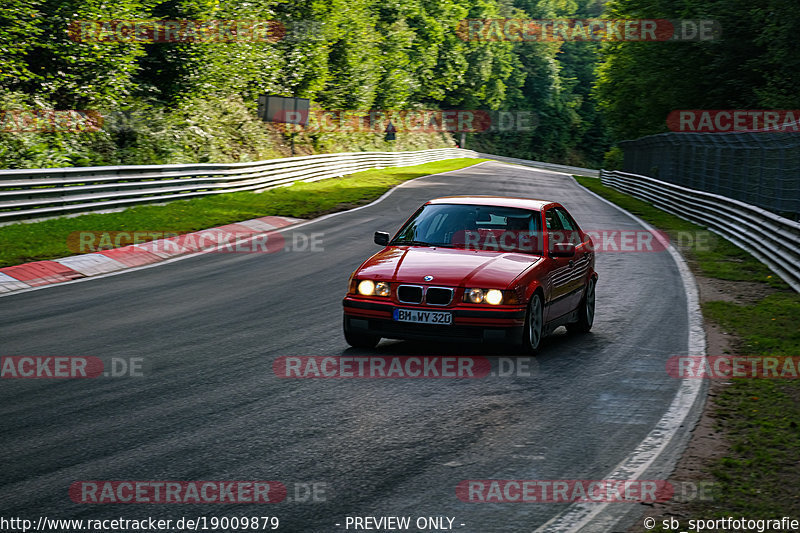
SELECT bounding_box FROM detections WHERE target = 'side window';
[547,208,577,248]
[555,207,584,247]
[554,208,576,231]
[545,209,563,231]
[555,207,578,231]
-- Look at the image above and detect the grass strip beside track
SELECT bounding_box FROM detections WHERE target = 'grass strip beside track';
[575,175,800,523]
[0,158,489,267]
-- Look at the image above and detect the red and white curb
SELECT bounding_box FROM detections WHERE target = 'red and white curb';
[0,215,301,294]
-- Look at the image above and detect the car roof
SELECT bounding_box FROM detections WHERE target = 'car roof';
[426,196,556,211]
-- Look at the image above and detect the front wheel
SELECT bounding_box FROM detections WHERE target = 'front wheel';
[567,277,595,334]
[344,331,380,348]
[522,293,544,354]
[343,317,381,348]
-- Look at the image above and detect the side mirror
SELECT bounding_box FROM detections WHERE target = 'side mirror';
[374,231,390,246]
[549,242,575,258]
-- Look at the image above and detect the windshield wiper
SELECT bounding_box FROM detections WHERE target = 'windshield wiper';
[392,239,433,246]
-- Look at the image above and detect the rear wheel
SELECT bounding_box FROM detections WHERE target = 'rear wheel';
[522,293,543,354]
[567,277,595,334]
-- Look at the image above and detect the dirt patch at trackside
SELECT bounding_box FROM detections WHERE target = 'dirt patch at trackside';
[626,274,753,531]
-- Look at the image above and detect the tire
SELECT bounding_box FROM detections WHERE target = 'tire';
[343,317,381,348]
[567,277,596,334]
[522,292,544,354]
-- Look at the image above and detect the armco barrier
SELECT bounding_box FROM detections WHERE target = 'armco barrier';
[476,153,599,177]
[0,148,477,223]
[600,169,800,292]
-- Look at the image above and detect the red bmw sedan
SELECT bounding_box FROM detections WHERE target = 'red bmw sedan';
[342,196,597,353]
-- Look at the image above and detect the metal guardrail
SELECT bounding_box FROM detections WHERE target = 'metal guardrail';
[601,169,800,292]
[0,148,477,222]
[476,153,599,177]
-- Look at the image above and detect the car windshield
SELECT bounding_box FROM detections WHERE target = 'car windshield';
[392,203,543,254]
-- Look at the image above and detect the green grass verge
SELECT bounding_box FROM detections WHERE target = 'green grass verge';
[574,175,800,520]
[702,293,800,516]
[0,158,488,267]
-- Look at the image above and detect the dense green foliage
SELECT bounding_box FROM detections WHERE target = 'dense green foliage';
[5,0,798,169]
[470,0,610,165]
[596,0,800,140]
[0,0,610,168]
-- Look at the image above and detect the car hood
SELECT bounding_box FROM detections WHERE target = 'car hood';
[356,246,542,288]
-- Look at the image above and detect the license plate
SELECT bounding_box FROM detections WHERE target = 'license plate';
[393,308,453,325]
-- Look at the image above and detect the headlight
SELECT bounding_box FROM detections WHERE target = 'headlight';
[485,289,503,305]
[358,280,375,295]
[375,282,391,296]
[356,279,390,297]
[467,288,484,303]
[464,288,513,305]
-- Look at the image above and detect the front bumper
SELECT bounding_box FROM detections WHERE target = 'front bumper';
[342,297,525,344]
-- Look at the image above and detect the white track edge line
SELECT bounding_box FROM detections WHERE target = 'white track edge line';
[531,175,707,532]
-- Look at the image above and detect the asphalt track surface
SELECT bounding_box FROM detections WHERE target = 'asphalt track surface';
[0,162,691,532]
